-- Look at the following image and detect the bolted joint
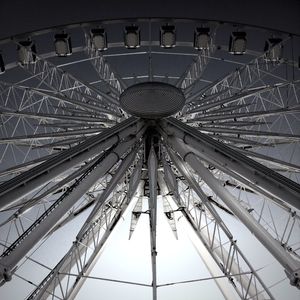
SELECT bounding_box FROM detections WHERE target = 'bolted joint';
[285,269,300,289]
[0,265,12,283]
[183,151,194,162]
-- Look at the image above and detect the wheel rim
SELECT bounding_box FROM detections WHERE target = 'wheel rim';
[0,18,299,300]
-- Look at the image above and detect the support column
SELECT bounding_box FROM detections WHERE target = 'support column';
[157,172,236,300]
[160,117,300,210]
[148,145,158,300]
[0,135,142,283]
[162,147,274,300]
[0,117,140,210]
[168,136,300,288]
[26,164,144,300]
[76,145,141,239]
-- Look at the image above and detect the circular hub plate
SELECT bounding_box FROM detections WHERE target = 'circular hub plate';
[120,82,185,118]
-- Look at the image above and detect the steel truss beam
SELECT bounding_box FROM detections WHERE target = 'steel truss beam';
[184,38,290,111]
[205,135,278,149]
[0,152,58,178]
[200,126,300,142]
[187,105,300,123]
[161,148,274,300]
[0,158,112,259]
[0,80,119,170]
[170,135,300,206]
[0,108,115,124]
[0,117,141,210]
[160,134,300,255]
[0,153,103,227]
[31,137,86,150]
[147,144,158,300]
[196,126,300,141]
[165,137,300,288]
[176,26,217,91]
[186,82,298,114]
[77,146,142,239]
[0,82,118,116]
[205,169,300,260]
[85,32,127,94]
[160,117,300,210]
[157,172,235,300]
[176,49,214,90]
[181,145,292,210]
[0,132,142,283]
[191,102,254,115]
[16,46,121,109]
[27,157,143,300]
[0,127,103,144]
[30,86,119,116]
[228,146,300,173]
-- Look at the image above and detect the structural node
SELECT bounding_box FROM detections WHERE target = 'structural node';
[120,82,186,118]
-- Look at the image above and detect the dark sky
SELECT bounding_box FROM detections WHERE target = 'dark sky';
[0,0,299,39]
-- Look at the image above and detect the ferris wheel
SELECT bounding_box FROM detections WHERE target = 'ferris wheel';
[0,18,299,300]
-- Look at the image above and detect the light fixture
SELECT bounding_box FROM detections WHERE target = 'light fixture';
[194,27,210,50]
[0,53,5,74]
[160,24,176,48]
[228,32,247,54]
[264,38,283,62]
[124,25,140,49]
[17,40,37,65]
[90,28,107,51]
[54,33,72,57]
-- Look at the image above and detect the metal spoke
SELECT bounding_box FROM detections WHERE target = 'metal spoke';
[185,38,290,110]
[147,142,158,300]
[0,17,299,300]
[84,31,127,93]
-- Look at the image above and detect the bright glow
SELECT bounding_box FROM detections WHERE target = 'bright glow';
[0,191,299,300]
[76,196,225,300]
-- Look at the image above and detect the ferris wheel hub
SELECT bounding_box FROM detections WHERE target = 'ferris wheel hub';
[120,82,185,118]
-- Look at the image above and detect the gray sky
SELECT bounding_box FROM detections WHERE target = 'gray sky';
[0,0,299,39]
